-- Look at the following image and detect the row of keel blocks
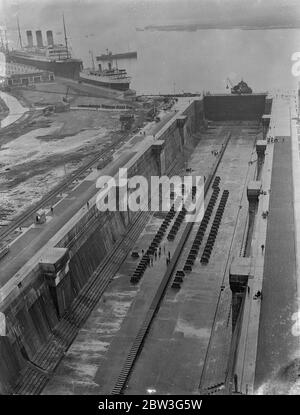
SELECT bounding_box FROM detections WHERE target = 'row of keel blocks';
[131,204,177,283]
[170,179,224,287]
[131,254,151,283]
[167,187,198,242]
[176,184,222,276]
[167,206,187,241]
[171,269,186,289]
[212,176,221,189]
[200,190,229,264]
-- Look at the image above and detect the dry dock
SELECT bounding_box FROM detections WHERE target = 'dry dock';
[1,91,299,395]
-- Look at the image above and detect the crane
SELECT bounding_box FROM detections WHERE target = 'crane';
[226,77,234,90]
[89,50,95,70]
[226,77,252,94]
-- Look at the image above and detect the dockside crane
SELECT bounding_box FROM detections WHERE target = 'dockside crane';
[226,77,234,90]
[226,77,252,94]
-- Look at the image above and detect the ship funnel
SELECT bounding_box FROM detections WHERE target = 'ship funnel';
[46,30,54,46]
[36,30,43,47]
[26,30,33,47]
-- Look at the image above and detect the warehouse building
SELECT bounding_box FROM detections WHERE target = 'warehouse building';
[0,61,54,87]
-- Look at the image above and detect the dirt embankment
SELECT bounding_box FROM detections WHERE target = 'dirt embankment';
[0,111,51,146]
[1,79,142,147]
[11,79,138,108]
[0,81,146,223]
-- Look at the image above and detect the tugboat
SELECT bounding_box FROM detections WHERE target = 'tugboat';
[79,50,131,91]
[226,78,252,94]
[96,50,137,61]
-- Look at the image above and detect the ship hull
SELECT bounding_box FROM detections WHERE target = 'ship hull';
[97,51,137,61]
[8,53,83,80]
[78,74,130,91]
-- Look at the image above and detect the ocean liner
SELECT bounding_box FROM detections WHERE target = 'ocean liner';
[6,16,82,80]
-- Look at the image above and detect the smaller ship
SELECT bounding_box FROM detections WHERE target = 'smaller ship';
[226,78,252,94]
[79,51,131,91]
[97,50,137,61]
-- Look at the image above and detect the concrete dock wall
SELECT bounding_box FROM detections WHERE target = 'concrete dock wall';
[156,99,203,172]
[0,276,59,394]
[0,98,204,394]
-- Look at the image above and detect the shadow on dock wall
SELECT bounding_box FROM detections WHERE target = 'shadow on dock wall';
[0,283,59,394]
[226,294,246,394]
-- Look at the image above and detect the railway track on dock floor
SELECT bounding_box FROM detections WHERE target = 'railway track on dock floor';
[110,132,232,395]
[13,157,184,395]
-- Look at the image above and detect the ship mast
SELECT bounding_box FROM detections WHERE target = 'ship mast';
[62,13,69,59]
[0,31,4,51]
[89,49,95,70]
[4,29,9,53]
[17,16,23,48]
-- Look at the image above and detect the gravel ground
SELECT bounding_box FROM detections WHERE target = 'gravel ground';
[0,81,144,225]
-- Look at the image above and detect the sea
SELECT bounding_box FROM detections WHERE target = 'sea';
[3,1,300,94]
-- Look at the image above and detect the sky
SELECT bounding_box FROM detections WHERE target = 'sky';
[1,0,300,30]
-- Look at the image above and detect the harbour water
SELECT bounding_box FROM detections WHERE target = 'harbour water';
[4,3,300,94]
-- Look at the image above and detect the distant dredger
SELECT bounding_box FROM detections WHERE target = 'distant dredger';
[6,16,83,80]
[226,78,253,94]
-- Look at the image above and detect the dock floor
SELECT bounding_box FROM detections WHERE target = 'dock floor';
[125,123,258,395]
[42,121,260,394]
